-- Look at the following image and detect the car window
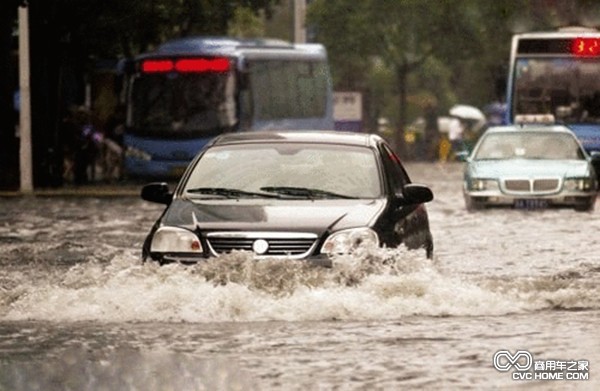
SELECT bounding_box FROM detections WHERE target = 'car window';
[380,144,410,194]
[474,132,585,160]
[183,143,382,198]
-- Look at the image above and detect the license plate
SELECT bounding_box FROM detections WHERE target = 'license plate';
[514,199,548,209]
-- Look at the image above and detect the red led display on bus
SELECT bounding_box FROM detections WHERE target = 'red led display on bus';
[141,58,230,73]
[175,58,230,72]
[141,59,174,73]
[572,38,600,56]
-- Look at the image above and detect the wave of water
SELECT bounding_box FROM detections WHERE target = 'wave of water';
[2,247,598,323]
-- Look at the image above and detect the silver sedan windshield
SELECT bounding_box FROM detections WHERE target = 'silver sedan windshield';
[474,132,585,160]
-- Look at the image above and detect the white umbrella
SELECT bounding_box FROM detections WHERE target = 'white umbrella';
[449,105,486,121]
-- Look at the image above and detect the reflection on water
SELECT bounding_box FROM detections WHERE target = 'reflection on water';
[0,344,254,391]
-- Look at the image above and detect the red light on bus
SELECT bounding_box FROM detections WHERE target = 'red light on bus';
[141,59,174,73]
[572,38,600,56]
[174,58,230,72]
[141,57,230,73]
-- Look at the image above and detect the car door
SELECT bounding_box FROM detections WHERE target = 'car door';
[376,142,433,258]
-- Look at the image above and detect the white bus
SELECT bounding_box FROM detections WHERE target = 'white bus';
[506,27,600,157]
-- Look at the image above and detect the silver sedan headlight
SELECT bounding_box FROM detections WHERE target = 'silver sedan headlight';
[322,227,379,255]
[564,178,594,191]
[150,227,203,253]
[468,178,499,191]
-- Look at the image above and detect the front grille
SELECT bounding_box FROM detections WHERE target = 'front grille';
[533,179,560,192]
[206,232,318,259]
[504,179,530,192]
[503,178,561,194]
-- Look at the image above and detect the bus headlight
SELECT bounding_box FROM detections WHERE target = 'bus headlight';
[564,178,594,191]
[150,227,202,253]
[322,228,379,255]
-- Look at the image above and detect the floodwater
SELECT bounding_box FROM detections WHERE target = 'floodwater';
[1,162,599,390]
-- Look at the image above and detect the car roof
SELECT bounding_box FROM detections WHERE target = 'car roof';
[208,130,384,148]
[484,124,576,135]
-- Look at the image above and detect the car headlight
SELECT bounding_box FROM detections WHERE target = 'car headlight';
[150,227,202,253]
[322,228,379,255]
[469,178,498,191]
[564,178,594,191]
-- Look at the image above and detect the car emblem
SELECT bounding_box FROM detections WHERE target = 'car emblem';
[252,239,269,255]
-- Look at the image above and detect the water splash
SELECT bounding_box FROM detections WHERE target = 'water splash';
[1,247,598,323]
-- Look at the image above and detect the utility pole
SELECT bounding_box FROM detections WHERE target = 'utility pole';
[293,0,306,44]
[18,2,33,192]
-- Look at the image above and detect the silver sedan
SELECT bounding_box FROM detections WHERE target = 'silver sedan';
[460,124,599,211]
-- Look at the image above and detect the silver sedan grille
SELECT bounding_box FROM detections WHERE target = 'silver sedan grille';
[503,178,561,194]
[206,232,318,259]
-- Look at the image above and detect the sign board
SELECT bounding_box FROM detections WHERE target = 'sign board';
[334,91,362,131]
[333,91,362,121]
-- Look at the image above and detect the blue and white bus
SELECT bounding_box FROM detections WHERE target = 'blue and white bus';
[121,37,334,178]
[506,27,600,156]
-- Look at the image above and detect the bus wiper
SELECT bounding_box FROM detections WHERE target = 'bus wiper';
[186,187,281,199]
[260,186,358,199]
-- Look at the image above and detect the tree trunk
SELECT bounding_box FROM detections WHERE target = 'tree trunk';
[395,64,407,158]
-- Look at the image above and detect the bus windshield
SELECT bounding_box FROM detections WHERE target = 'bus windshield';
[129,71,237,137]
[513,57,600,124]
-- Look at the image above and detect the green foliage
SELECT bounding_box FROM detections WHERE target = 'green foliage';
[42,0,280,57]
[228,7,267,38]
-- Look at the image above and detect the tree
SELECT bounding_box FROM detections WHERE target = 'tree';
[308,0,600,155]
[309,0,498,152]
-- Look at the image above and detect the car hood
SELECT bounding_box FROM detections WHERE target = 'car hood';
[161,198,387,234]
[467,159,592,178]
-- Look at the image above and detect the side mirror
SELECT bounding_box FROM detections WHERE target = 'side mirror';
[141,182,172,205]
[589,151,600,161]
[455,150,470,162]
[395,184,434,206]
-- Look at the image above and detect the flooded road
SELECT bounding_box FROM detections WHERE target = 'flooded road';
[1,162,599,390]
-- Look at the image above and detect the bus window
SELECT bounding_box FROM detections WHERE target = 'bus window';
[249,60,328,121]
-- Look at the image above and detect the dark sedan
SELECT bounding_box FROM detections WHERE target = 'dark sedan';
[141,131,434,266]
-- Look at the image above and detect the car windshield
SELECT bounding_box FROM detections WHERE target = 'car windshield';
[473,131,586,160]
[182,143,382,199]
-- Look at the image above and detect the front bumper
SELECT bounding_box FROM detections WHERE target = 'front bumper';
[463,189,596,209]
[147,252,333,267]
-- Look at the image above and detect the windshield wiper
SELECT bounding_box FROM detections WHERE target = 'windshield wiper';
[260,186,358,199]
[185,187,281,199]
